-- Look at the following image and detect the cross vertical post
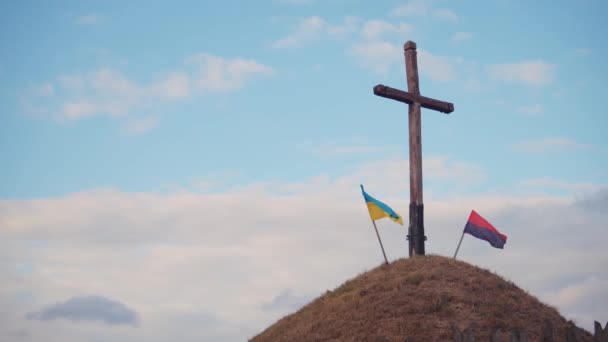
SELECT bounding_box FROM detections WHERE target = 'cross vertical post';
[372,41,455,257]
[404,41,424,257]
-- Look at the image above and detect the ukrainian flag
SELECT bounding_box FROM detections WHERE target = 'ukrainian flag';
[360,185,403,225]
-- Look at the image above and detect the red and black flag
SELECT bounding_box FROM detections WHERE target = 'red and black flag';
[464,210,507,249]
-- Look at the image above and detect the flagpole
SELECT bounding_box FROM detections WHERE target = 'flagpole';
[370,217,389,265]
[453,231,465,259]
[360,184,389,265]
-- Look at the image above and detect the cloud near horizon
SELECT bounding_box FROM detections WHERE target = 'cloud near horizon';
[1,157,607,340]
[26,295,139,326]
[262,289,313,312]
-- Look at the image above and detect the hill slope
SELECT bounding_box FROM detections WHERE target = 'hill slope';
[250,255,591,342]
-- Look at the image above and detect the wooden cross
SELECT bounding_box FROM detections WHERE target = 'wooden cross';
[373,41,455,257]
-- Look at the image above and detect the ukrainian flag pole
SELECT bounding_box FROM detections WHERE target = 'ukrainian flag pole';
[361,185,389,265]
[370,214,389,265]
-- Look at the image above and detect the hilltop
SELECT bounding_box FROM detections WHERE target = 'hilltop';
[250,255,592,342]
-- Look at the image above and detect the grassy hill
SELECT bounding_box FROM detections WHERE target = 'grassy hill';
[250,255,592,342]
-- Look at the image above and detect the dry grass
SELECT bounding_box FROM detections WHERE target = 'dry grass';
[250,255,592,342]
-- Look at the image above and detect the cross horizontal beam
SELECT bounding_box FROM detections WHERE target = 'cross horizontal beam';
[373,84,454,114]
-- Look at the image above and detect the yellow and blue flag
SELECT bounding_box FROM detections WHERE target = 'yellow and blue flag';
[360,185,403,225]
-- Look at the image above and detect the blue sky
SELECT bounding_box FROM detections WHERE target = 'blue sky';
[1,1,607,341]
[2,0,606,198]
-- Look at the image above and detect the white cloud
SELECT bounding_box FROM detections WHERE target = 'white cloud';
[327,16,359,37]
[424,155,486,184]
[153,72,190,99]
[360,20,412,41]
[187,54,274,91]
[76,14,101,25]
[391,1,429,16]
[349,41,459,81]
[1,159,606,340]
[313,144,402,158]
[62,100,98,119]
[516,104,544,115]
[391,1,458,22]
[24,54,274,130]
[34,83,54,96]
[487,60,556,86]
[305,139,403,159]
[520,178,599,194]
[463,78,481,91]
[552,277,608,308]
[90,68,138,95]
[262,289,312,311]
[57,75,84,90]
[514,137,594,153]
[349,40,402,74]
[54,68,142,120]
[272,16,326,48]
[122,116,159,135]
[544,277,608,327]
[277,16,456,82]
[451,32,473,44]
[271,16,358,48]
[432,8,458,22]
[418,49,459,82]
